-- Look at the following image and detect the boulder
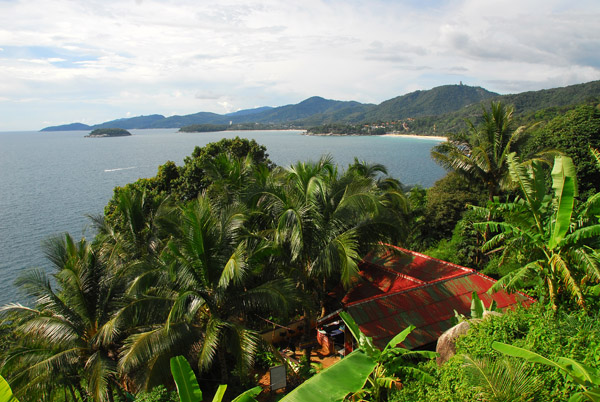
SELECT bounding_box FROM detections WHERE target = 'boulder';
[436,311,503,365]
[435,320,472,365]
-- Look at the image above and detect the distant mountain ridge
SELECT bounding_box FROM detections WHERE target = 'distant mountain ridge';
[41,81,600,131]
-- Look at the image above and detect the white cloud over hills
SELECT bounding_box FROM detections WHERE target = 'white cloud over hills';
[0,0,599,130]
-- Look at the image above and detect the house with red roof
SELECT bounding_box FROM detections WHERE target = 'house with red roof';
[319,245,534,352]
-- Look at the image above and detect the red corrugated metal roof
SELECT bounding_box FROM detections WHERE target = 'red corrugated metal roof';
[343,246,534,349]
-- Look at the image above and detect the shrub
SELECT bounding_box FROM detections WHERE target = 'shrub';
[391,304,600,401]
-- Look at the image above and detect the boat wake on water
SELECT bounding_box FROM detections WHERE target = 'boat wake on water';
[104,166,136,172]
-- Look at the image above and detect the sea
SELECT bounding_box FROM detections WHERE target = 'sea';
[0,129,446,306]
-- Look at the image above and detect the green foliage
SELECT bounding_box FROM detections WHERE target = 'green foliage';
[428,173,485,243]
[431,101,528,201]
[280,312,434,402]
[254,344,281,370]
[475,154,600,309]
[364,84,498,122]
[170,356,203,402]
[340,312,436,401]
[169,356,261,402]
[404,81,600,135]
[0,234,124,402]
[462,355,542,402]
[493,342,600,401]
[281,350,377,402]
[134,386,178,402]
[87,128,132,137]
[393,304,600,401]
[174,137,272,201]
[532,104,600,197]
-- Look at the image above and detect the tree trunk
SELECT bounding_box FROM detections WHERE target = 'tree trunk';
[107,383,114,402]
[67,385,78,402]
[74,382,88,402]
[302,312,312,363]
[218,344,228,384]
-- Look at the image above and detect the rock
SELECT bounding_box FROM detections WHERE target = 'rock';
[436,320,472,365]
[435,311,503,365]
[483,310,502,319]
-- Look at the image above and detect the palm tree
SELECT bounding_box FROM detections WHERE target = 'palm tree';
[92,187,176,268]
[475,153,600,309]
[0,234,126,402]
[257,156,408,359]
[431,101,527,201]
[115,196,296,388]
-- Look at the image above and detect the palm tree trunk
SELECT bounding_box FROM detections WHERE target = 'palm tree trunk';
[67,385,78,402]
[218,344,228,383]
[107,383,114,402]
[302,311,312,364]
[74,382,88,402]
[548,277,557,311]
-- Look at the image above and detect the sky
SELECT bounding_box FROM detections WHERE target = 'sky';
[1,0,599,131]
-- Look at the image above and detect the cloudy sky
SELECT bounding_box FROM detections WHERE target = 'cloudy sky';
[1,0,599,130]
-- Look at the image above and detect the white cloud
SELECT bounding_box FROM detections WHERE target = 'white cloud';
[0,0,599,130]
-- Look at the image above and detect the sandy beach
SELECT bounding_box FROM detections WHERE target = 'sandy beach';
[381,133,447,141]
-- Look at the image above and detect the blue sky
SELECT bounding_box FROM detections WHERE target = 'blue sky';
[1,0,599,130]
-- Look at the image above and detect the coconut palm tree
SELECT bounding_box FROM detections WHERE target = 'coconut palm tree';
[115,196,296,388]
[475,153,600,309]
[256,156,408,360]
[91,187,177,269]
[0,234,126,402]
[431,101,527,201]
[261,156,407,291]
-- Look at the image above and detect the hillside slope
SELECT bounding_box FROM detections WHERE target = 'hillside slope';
[41,81,600,131]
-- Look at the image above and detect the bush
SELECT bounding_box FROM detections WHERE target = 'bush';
[391,304,600,401]
[134,385,178,402]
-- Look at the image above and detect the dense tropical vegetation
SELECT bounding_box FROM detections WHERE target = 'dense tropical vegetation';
[4,97,600,401]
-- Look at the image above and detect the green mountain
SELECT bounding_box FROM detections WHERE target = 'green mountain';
[93,114,165,130]
[363,84,498,122]
[41,122,92,131]
[41,81,600,132]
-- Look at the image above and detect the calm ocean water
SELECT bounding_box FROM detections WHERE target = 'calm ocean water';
[0,129,445,305]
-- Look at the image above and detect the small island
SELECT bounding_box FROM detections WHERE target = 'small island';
[85,128,132,138]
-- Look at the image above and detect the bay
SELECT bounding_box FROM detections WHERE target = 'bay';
[0,129,445,305]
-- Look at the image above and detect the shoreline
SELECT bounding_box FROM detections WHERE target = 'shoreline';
[380,133,447,141]
[303,132,447,141]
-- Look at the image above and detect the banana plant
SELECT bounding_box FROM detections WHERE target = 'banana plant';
[169,356,261,402]
[0,375,19,402]
[474,154,600,309]
[455,291,500,322]
[492,341,600,402]
[280,312,436,402]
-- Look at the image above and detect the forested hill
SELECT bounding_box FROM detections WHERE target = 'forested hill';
[361,84,498,121]
[41,81,600,131]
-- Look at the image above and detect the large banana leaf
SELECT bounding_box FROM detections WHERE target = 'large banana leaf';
[231,386,262,402]
[279,350,377,402]
[211,385,227,402]
[549,156,577,249]
[382,324,415,353]
[170,356,203,402]
[0,375,19,402]
[339,311,377,358]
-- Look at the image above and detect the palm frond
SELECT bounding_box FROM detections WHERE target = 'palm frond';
[550,254,585,306]
[197,317,225,372]
[463,355,541,402]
